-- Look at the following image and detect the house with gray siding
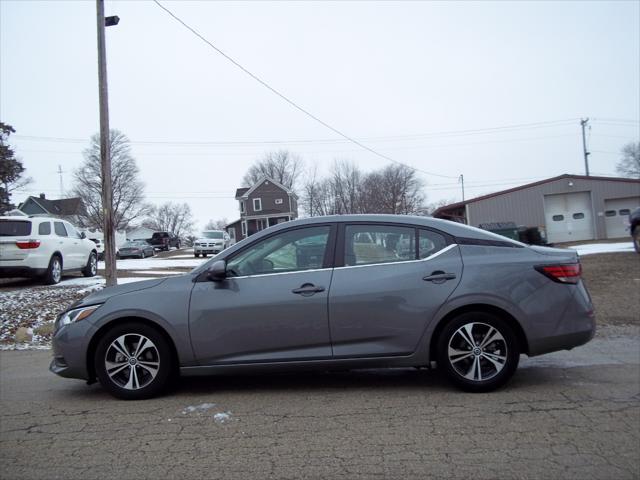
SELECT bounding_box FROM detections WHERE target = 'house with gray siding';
[226,176,298,243]
[18,193,83,224]
[433,174,640,243]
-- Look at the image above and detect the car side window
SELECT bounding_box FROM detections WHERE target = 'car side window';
[419,229,448,259]
[38,222,51,235]
[227,226,331,277]
[344,225,415,266]
[65,223,81,239]
[54,222,68,237]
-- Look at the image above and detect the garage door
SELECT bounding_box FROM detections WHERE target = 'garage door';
[544,192,595,243]
[604,197,640,239]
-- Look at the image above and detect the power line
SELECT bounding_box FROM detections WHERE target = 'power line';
[151,0,461,179]
[13,120,580,147]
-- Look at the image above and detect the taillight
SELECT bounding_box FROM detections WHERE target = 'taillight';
[535,263,581,284]
[15,240,41,249]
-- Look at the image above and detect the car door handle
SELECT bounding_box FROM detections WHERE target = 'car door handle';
[292,283,325,296]
[423,271,457,283]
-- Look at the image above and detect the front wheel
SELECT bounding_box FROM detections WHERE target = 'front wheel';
[437,312,519,392]
[82,252,97,277]
[94,323,174,400]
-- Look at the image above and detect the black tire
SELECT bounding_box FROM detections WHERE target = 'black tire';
[94,322,174,400]
[176,243,181,249]
[203,253,208,258]
[82,252,98,277]
[194,253,200,258]
[43,255,63,285]
[437,312,519,393]
[141,251,146,259]
[633,227,640,254]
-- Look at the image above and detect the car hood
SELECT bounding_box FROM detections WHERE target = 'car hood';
[197,238,223,242]
[78,278,167,307]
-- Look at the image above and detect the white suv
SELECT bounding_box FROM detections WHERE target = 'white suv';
[0,216,98,284]
[193,230,230,257]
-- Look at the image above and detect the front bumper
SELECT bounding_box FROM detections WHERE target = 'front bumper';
[49,319,97,381]
[194,245,223,254]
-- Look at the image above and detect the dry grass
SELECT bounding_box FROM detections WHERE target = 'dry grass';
[581,252,640,326]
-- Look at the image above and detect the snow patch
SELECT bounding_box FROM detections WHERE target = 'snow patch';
[99,257,206,270]
[213,412,232,424]
[182,402,217,414]
[567,242,635,256]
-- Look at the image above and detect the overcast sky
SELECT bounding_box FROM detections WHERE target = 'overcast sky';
[1,0,639,231]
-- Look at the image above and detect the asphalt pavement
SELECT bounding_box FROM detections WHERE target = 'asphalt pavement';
[1,329,639,480]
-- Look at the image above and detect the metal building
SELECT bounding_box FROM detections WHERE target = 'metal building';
[433,174,640,243]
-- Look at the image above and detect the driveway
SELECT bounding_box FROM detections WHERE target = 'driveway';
[1,327,638,480]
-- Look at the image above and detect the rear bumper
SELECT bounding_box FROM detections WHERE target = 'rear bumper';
[0,266,47,278]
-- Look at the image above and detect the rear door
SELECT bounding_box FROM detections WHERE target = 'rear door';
[53,221,79,269]
[328,223,463,358]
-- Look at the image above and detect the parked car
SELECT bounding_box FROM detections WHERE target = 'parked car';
[50,214,595,399]
[149,231,180,251]
[118,240,155,259]
[0,216,98,285]
[193,230,230,257]
[88,238,120,260]
[630,207,640,253]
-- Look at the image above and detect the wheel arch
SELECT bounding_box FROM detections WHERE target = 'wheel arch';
[428,303,529,362]
[86,316,179,382]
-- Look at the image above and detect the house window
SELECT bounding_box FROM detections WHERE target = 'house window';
[552,215,564,221]
[256,219,267,231]
[253,198,262,212]
[275,198,283,205]
[619,209,631,216]
[241,221,247,237]
[605,210,616,217]
[240,201,245,213]
[572,213,585,219]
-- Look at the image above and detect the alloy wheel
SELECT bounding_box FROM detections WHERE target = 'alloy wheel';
[52,258,62,283]
[104,334,160,390]
[447,322,507,382]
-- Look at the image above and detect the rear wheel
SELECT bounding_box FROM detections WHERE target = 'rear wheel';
[141,251,146,259]
[633,227,640,254]
[44,255,62,285]
[94,323,174,400]
[82,252,97,277]
[437,312,519,392]
[194,253,200,258]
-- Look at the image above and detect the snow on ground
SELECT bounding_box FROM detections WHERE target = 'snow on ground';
[98,257,206,270]
[182,403,217,414]
[213,412,232,424]
[567,242,635,256]
[0,276,158,348]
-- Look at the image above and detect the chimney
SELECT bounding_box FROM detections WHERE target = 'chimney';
[39,193,46,199]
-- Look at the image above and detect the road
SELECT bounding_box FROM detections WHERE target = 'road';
[1,328,639,480]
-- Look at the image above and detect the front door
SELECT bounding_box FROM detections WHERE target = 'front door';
[328,224,463,358]
[189,224,336,365]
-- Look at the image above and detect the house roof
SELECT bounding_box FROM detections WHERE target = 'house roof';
[234,188,250,199]
[432,174,640,217]
[236,176,297,199]
[225,218,241,228]
[23,196,83,216]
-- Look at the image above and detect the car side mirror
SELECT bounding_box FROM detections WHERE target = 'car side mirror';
[80,232,86,239]
[207,260,227,282]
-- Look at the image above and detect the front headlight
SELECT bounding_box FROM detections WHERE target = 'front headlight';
[56,305,101,330]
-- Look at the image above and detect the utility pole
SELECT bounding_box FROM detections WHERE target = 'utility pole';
[57,165,64,198]
[96,0,119,287]
[580,118,590,176]
[459,174,465,202]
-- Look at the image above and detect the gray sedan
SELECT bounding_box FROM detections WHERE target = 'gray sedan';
[51,215,595,399]
[118,240,155,259]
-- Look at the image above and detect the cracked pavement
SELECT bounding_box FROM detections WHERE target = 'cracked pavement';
[1,329,639,480]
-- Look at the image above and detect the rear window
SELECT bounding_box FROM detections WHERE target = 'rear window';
[0,220,32,236]
[38,222,51,235]
[152,232,168,238]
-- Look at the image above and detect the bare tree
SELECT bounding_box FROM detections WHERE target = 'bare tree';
[243,150,303,190]
[203,218,228,230]
[144,202,194,239]
[302,161,426,216]
[423,198,457,215]
[616,141,640,178]
[72,130,151,230]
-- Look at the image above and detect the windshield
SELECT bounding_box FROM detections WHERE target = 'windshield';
[202,231,224,239]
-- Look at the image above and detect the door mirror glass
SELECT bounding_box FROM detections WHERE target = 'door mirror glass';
[80,231,86,239]
[207,260,227,281]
